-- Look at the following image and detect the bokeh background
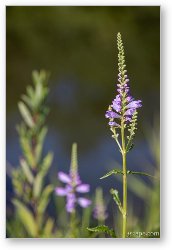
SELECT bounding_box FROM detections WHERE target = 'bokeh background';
[6,6,160,231]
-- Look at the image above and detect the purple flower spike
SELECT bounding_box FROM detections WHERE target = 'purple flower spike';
[55,144,91,213]
[55,173,91,213]
[77,197,92,208]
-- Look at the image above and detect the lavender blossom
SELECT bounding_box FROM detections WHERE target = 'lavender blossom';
[105,36,142,128]
[55,143,91,213]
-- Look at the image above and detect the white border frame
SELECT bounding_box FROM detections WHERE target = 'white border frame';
[1,0,171,249]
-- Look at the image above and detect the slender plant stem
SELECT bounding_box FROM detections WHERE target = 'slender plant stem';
[69,210,76,237]
[121,120,127,238]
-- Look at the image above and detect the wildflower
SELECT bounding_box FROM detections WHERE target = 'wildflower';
[105,33,142,128]
[55,143,91,213]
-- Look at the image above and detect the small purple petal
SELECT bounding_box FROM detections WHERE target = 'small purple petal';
[105,110,113,118]
[109,121,120,127]
[76,184,90,193]
[55,187,68,196]
[124,108,136,116]
[112,102,121,112]
[105,110,121,119]
[124,87,130,93]
[116,94,121,101]
[77,197,92,208]
[126,100,142,109]
[126,96,134,102]
[117,88,122,94]
[125,116,132,122]
[58,171,71,183]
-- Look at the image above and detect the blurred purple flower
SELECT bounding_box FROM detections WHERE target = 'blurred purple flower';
[93,205,108,221]
[55,171,91,213]
[93,188,108,222]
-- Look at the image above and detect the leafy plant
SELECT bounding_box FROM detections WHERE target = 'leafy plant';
[87,225,116,238]
[11,70,54,237]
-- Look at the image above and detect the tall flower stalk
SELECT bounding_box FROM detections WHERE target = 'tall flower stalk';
[104,33,142,238]
[87,33,151,238]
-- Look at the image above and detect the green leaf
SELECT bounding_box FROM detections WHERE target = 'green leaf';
[12,199,37,237]
[87,225,116,238]
[43,218,54,237]
[110,189,123,214]
[26,85,34,99]
[18,101,34,128]
[36,80,42,99]
[12,169,24,197]
[100,169,155,180]
[20,159,34,184]
[35,127,48,164]
[33,173,43,198]
[40,152,53,176]
[100,169,123,179]
[20,136,35,167]
[32,70,40,85]
[21,94,34,110]
[33,153,53,199]
[127,170,156,179]
[37,185,53,214]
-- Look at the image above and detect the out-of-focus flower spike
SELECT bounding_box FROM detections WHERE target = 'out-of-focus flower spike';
[93,187,108,222]
[55,143,91,213]
[70,143,78,183]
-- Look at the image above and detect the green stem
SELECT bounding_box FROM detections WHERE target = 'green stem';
[113,128,122,152]
[69,210,76,238]
[121,120,127,238]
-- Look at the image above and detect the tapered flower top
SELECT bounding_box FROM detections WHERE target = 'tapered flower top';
[105,33,142,129]
[55,143,91,213]
[93,188,108,222]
